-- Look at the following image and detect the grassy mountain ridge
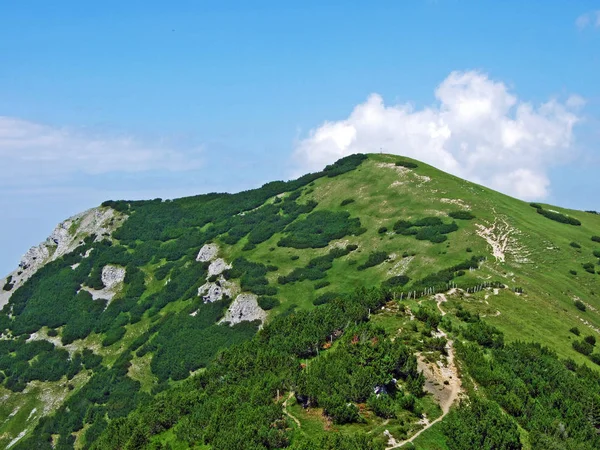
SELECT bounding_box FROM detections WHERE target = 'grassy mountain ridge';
[1,153,600,449]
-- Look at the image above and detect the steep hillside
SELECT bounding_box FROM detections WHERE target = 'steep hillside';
[1,153,600,449]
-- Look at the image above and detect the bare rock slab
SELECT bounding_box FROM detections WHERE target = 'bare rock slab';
[220,293,266,325]
[196,243,219,262]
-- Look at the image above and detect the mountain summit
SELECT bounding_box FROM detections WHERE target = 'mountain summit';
[1,154,599,449]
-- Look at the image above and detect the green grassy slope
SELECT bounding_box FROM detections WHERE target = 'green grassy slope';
[1,153,599,449]
[230,153,600,363]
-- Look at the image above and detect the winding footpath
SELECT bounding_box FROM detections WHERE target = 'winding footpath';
[283,392,301,428]
[385,293,462,449]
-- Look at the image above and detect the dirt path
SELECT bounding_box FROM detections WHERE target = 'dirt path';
[283,392,301,428]
[435,293,447,316]
[385,295,461,449]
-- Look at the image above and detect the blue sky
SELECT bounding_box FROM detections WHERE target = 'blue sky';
[1,1,599,275]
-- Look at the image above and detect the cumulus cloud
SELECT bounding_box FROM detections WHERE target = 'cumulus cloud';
[576,10,600,29]
[293,71,581,200]
[0,116,203,187]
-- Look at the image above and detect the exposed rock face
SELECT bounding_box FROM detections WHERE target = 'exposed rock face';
[208,258,231,277]
[193,242,265,325]
[80,264,126,302]
[101,265,126,289]
[199,282,224,303]
[18,245,50,271]
[196,243,218,262]
[198,277,237,303]
[220,293,266,325]
[0,207,126,310]
[195,243,236,303]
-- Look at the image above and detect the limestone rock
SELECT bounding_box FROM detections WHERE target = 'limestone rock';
[208,258,231,277]
[80,264,126,302]
[220,293,266,325]
[101,265,126,289]
[198,277,236,303]
[0,207,126,310]
[196,243,218,262]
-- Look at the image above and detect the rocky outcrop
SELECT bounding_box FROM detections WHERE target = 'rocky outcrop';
[220,293,266,325]
[198,277,237,303]
[193,243,265,325]
[101,265,126,289]
[208,258,231,277]
[196,243,218,262]
[80,264,126,302]
[195,243,236,303]
[0,207,126,310]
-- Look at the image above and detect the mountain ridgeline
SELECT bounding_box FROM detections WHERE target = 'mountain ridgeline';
[1,153,600,450]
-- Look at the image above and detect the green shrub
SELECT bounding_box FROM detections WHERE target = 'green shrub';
[393,217,459,243]
[86,267,105,290]
[323,153,368,177]
[2,275,14,291]
[102,326,126,347]
[314,280,330,290]
[377,226,388,234]
[449,210,475,220]
[570,242,581,249]
[583,263,596,274]
[382,275,410,288]
[340,198,355,206]
[322,395,361,424]
[443,397,522,450]
[455,340,600,449]
[395,160,418,169]
[81,348,102,369]
[313,292,341,306]
[593,250,600,258]
[590,353,600,365]
[570,270,578,276]
[584,335,596,346]
[367,394,396,419]
[592,236,600,243]
[466,247,473,253]
[47,329,59,337]
[279,246,356,284]
[393,219,413,232]
[463,320,504,348]
[572,339,593,356]
[229,257,277,296]
[242,242,256,251]
[414,308,442,329]
[357,251,388,271]
[154,262,174,281]
[569,327,580,336]
[427,233,448,243]
[536,208,581,226]
[290,255,299,261]
[564,358,578,371]
[257,296,280,311]
[278,210,365,249]
[396,393,416,413]
[529,202,542,209]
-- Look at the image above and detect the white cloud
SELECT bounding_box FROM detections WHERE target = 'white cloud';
[292,71,581,200]
[576,10,600,29]
[0,116,203,187]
